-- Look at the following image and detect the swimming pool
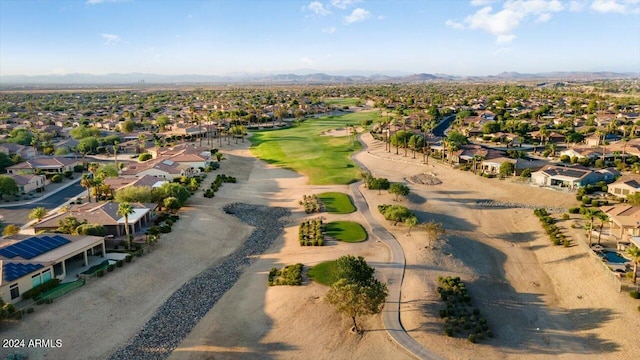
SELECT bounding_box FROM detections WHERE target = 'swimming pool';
[599,250,629,264]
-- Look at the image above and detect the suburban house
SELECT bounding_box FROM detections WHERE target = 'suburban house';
[0,143,36,160]
[5,157,79,175]
[6,173,47,193]
[601,204,640,240]
[103,174,168,193]
[33,201,157,237]
[0,234,105,304]
[607,175,640,198]
[531,165,602,188]
[119,158,193,180]
[481,157,548,176]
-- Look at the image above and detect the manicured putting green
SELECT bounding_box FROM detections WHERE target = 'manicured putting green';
[318,192,356,214]
[250,112,377,185]
[324,221,367,243]
[307,260,339,286]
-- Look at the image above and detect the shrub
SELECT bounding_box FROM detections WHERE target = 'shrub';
[21,279,61,300]
[630,291,640,299]
[73,164,85,172]
[562,213,570,220]
[568,207,580,214]
[116,260,123,267]
[107,264,115,272]
[468,334,477,343]
[125,255,132,263]
[138,153,152,161]
[63,170,73,179]
[96,269,105,277]
[51,174,63,183]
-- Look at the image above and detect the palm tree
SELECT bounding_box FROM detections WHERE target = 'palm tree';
[596,213,609,245]
[81,174,93,203]
[28,207,48,222]
[117,202,135,250]
[625,244,640,285]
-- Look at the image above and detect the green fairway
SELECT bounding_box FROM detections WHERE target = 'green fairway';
[324,97,361,107]
[324,221,367,243]
[250,112,377,185]
[307,260,339,286]
[318,192,356,214]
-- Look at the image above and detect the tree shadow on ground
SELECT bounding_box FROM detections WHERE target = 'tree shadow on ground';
[493,231,538,244]
[419,235,620,356]
[406,192,427,204]
[411,209,476,232]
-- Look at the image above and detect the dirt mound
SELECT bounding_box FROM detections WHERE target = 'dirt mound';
[406,172,442,186]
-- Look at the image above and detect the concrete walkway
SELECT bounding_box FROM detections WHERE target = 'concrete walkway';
[350,143,443,360]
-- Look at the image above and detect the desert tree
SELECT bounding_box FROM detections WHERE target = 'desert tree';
[389,183,410,201]
[422,221,445,248]
[326,255,388,333]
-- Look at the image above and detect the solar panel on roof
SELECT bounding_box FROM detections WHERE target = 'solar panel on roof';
[0,235,71,260]
[0,248,18,259]
[2,263,44,282]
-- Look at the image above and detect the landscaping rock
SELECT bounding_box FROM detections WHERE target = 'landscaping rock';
[109,203,290,360]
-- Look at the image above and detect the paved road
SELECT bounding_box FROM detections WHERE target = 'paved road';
[350,154,443,360]
[432,114,456,138]
[0,181,85,226]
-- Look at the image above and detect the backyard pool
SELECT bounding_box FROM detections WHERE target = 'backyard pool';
[599,250,629,264]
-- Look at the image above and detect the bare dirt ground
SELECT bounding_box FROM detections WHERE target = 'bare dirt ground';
[3,131,639,360]
[354,133,640,359]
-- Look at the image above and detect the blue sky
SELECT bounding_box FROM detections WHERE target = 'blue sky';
[1,0,639,76]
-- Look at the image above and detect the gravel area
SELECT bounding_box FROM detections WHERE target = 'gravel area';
[474,199,567,213]
[109,203,290,360]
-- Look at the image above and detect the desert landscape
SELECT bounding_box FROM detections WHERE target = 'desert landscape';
[2,125,640,360]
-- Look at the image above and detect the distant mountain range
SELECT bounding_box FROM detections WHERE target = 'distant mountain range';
[0,71,637,87]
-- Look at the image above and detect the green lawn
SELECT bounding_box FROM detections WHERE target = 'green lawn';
[250,112,377,185]
[307,260,339,286]
[318,192,356,214]
[324,221,367,242]
[324,97,361,107]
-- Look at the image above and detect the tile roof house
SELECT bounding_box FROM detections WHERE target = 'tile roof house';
[102,174,168,193]
[601,204,640,240]
[0,143,36,160]
[607,175,640,198]
[6,173,47,193]
[5,157,79,175]
[0,234,105,304]
[33,201,157,237]
[531,165,601,188]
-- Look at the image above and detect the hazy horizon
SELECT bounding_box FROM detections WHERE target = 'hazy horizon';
[1,0,639,77]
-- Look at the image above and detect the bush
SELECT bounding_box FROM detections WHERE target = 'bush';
[630,291,640,299]
[568,207,580,214]
[116,260,123,267]
[562,213,570,220]
[125,255,132,263]
[63,170,73,179]
[51,174,63,183]
[107,264,115,272]
[96,269,105,277]
[468,334,477,343]
[138,153,152,161]
[21,279,61,300]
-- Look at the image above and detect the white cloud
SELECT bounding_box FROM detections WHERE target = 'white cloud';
[377,15,387,20]
[304,1,331,16]
[445,19,465,30]
[322,26,337,33]
[471,0,497,5]
[591,0,626,13]
[101,33,121,44]
[568,1,585,11]
[535,12,552,22]
[331,0,361,9]
[497,34,517,43]
[344,8,370,24]
[451,1,565,43]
